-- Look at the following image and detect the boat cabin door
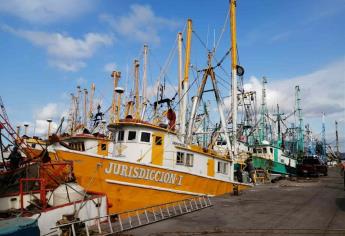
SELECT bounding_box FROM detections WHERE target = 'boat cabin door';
[151,132,164,165]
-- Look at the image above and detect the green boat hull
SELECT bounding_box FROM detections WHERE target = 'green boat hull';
[252,156,288,175]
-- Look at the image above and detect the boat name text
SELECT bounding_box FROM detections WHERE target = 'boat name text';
[104,162,183,186]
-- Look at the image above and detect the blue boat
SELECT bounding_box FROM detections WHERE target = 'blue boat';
[0,217,39,236]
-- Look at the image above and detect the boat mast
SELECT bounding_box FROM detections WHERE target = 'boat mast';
[89,83,95,118]
[186,53,232,156]
[335,121,339,158]
[68,93,75,134]
[134,60,140,120]
[83,88,88,128]
[321,112,326,159]
[177,32,183,133]
[230,0,238,158]
[141,45,148,120]
[76,86,81,126]
[295,85,304,155]
[181,19,192,143]
[259,76,267,143]
[111,71,120,123]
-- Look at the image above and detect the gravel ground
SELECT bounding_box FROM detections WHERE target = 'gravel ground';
[128,167,345,236]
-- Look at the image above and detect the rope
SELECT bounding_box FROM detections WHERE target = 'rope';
[193,30,209,52]
[215,8,230,51]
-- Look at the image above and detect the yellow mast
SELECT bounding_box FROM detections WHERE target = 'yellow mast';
[181,19,192,142]
[83,88,88,127]
[134,60,140,120]
[184,19,192,84]
[125,101,134,118]
[116,87,122,122]
[89,83,95,118]
[111,71,121,123]
[230,0,237,69]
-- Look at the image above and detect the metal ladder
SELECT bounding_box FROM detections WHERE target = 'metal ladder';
[52,195,212,236]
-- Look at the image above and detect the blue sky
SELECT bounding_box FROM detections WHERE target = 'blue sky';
[0,0,344,150]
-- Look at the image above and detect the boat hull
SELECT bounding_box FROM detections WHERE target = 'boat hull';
[252,156,295,175]
[55,149,250,213]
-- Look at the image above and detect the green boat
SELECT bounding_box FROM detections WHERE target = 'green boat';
[248,144,297,175]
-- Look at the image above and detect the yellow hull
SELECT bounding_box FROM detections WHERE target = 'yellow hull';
[55,150,250,214]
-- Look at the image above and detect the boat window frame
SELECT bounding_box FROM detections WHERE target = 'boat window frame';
[155,136,163,145]
[176,151,185,165]
[117,130,125,142]
[127,130,137,142]
[140,131,151,143]
[263,147,267,154]
[68,142,85,151]
[217,161,228,175]
[270,148,273,153]
[185,153,194,167]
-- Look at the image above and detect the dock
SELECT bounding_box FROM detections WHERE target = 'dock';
[130,167,345,236]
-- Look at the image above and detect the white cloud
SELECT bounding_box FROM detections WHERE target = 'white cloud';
[240,59,345,150]
[76,77,87,85]
[243,59,345,119]
[146,81,177,101]
[2,25,113,71]
[36,103,60,120]
[31,103,69,136]
[51,61,86,72]
[100,4,178,44]
[104,62,117,73]
[34,119,58,137]
[0,0,92,24]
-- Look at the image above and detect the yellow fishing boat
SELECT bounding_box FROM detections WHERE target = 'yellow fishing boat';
[53,118,250,213]
[29,0,251,214]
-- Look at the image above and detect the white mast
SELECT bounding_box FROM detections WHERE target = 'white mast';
[230,0,238,160]
[177,32,183,133]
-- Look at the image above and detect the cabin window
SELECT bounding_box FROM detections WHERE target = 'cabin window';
[217,140,227,145]
[257,149,262,154]
[140,132,151,143]
[155,136,162,145]
[186,153,194,167]
[217,161,228,174]
[176,152,184,165]
[69,142,85,151]
[118,130,125,142]
[263,148,267,153]
[270,148,273,153]
[128,131,136,141]
[31,143,36,148]
[101,143,107,151]
[253,148,256,153]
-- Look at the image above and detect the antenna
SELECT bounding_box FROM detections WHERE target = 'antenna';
[295,85,304,155]
[322,112,326,159]
[335,120,339,158]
